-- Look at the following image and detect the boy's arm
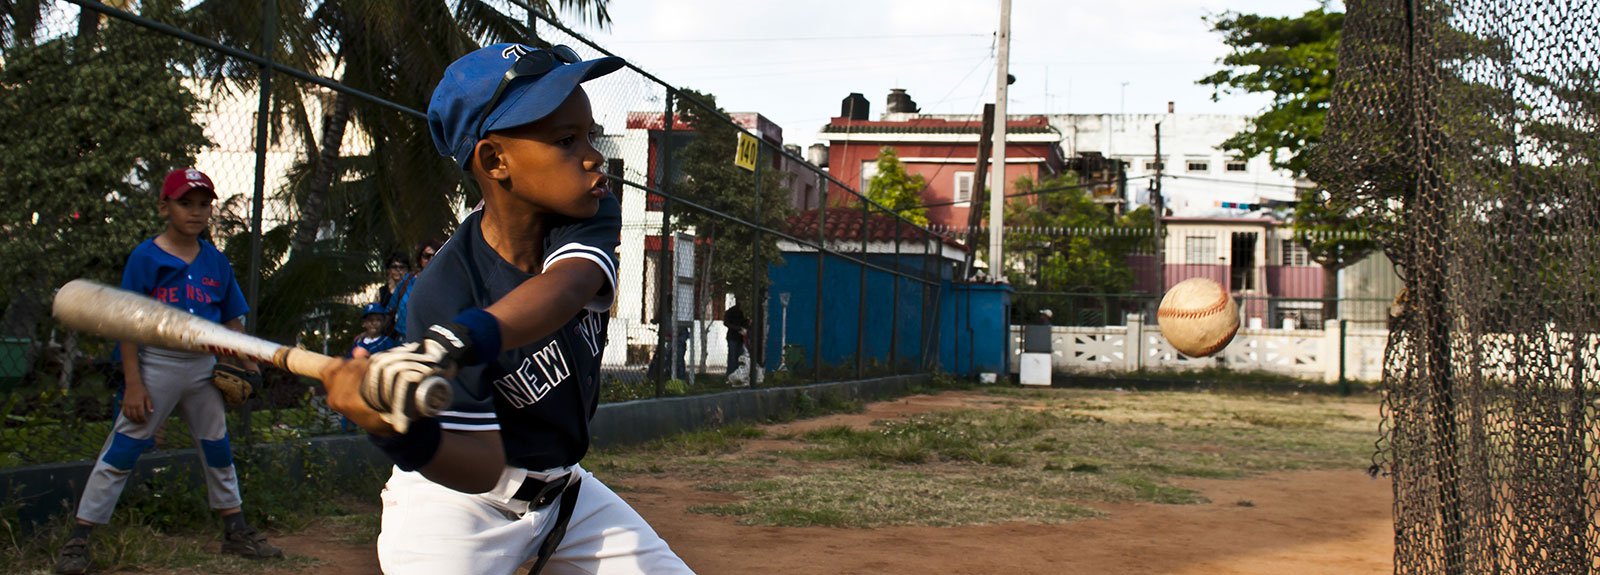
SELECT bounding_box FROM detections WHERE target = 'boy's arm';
[119,341,152,424]
[486,258,608,348]
[322,262,602,492]
[321,358,507,493]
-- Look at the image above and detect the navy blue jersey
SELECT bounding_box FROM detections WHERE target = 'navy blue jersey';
[350,334,399,357]
[406,194,619,470]
[121,238,248,324]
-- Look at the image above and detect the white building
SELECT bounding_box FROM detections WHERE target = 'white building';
[1047,113,1301,217]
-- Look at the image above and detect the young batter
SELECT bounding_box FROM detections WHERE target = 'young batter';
[56,168,281,575]
[323,44,694,575]
[349,303,399,359]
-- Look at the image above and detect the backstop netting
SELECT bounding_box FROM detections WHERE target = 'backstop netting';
[1314,0,1600,572]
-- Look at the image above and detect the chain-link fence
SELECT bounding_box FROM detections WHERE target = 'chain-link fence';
[0,1,946,467]
[996,225,1401,330]
[1314,0,1600,572]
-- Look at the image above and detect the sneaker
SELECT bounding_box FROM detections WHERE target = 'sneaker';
[54,537,90,575]
[221,525,284,559]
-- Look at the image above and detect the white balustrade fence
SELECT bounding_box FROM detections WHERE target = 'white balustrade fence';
[1011,314,1389,383]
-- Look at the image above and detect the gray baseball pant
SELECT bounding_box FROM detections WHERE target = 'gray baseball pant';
[75,348,242,524]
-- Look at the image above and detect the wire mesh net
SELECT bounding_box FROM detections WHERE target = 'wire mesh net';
[0,0,955,467]
[1313,0,1600,572]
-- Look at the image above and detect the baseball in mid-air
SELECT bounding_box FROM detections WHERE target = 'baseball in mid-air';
[1157,278,1240,358]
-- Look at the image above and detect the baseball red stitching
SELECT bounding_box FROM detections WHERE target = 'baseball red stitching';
[1191,323,1240,357]
[1158,291,1230,320]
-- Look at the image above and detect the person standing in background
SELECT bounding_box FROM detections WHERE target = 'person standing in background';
[387,240,441,340]
[377,254,409,311]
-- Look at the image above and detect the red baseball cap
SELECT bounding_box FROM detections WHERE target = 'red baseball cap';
[160,168,217,200]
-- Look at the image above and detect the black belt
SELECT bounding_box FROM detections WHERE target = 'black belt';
[512,473,572,508]
[513,472,583,575]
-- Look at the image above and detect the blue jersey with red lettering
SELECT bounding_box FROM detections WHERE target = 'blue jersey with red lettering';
[120,238,249,325]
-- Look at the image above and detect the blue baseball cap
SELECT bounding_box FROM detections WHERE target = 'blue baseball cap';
[362,303,385,317]
[429,43,624,170]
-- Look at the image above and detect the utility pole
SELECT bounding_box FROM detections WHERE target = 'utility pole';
[962,104,997,281]
[989,0,1012,275]
[1153,119,1165,289]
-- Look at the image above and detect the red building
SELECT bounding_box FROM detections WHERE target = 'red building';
[816,91,1067,230]
[624,110,819,210]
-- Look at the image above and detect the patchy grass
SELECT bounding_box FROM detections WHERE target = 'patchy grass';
[0,520,319,575]
[595,387,1380,529]
[0,445,386,574]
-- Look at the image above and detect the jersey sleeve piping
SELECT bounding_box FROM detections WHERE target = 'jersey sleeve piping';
[544,244,618,312]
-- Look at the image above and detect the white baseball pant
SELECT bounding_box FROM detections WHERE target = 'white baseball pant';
[376,463,695,575]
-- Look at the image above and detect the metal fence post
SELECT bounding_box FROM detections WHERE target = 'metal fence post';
[856,200,868,379]
[652,91,675,397]
[1338,319,1349,396]
[891,217,901,374]
[815,177,826,384]
[750,144,765,384]
[241,0,276,441]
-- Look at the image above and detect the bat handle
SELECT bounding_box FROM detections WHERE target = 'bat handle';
[410,376,453,419]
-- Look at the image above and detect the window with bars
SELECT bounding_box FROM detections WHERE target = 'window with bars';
[1225,160,1249,172]
[1186,160,1210,173]
[1281,239,1312,266]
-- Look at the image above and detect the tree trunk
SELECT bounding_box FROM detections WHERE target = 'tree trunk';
[75,0,101,47]
[57,329,76,390]
[1322,263,1341,321]
[292,90,352,253]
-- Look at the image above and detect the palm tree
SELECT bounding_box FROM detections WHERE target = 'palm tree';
[183,0,611,340]
[187,0,612,258]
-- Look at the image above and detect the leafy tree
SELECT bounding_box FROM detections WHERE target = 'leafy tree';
[1199,9,1341,176]
[865,147,928,226]
[1201,7,1375,319]
[186,0,613,258]
[0,17,209,368]
[1001,175,1149,325]
[184,0,611,340]
[671,89,792,311]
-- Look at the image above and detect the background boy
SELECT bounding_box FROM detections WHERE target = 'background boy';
[56,168,282,574]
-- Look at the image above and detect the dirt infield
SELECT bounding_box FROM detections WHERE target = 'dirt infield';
[124,390,1395,574]
[249,469,1392,575]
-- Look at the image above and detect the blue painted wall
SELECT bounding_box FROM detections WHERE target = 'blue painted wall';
[938,282,1014,376]
[764,252,941,370]
[764,250,1010,377]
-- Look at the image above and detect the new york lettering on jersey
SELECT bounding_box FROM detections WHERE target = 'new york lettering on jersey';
[493,310,606,409]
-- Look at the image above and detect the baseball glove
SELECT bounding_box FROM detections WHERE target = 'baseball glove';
[212,363,261,408]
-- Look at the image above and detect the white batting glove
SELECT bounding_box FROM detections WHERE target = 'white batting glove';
[363,339,456,433]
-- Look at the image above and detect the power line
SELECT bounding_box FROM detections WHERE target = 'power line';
[650,45,986,73]
[1162,173,1304,190]
[609,33,990,45]
[917,176,1153,209]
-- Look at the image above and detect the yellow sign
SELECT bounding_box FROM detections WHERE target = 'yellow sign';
[733,132,759,172]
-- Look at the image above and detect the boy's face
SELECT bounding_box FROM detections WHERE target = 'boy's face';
[480,88,607,219]
[160,188,215,237]
[362,314,384,334]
